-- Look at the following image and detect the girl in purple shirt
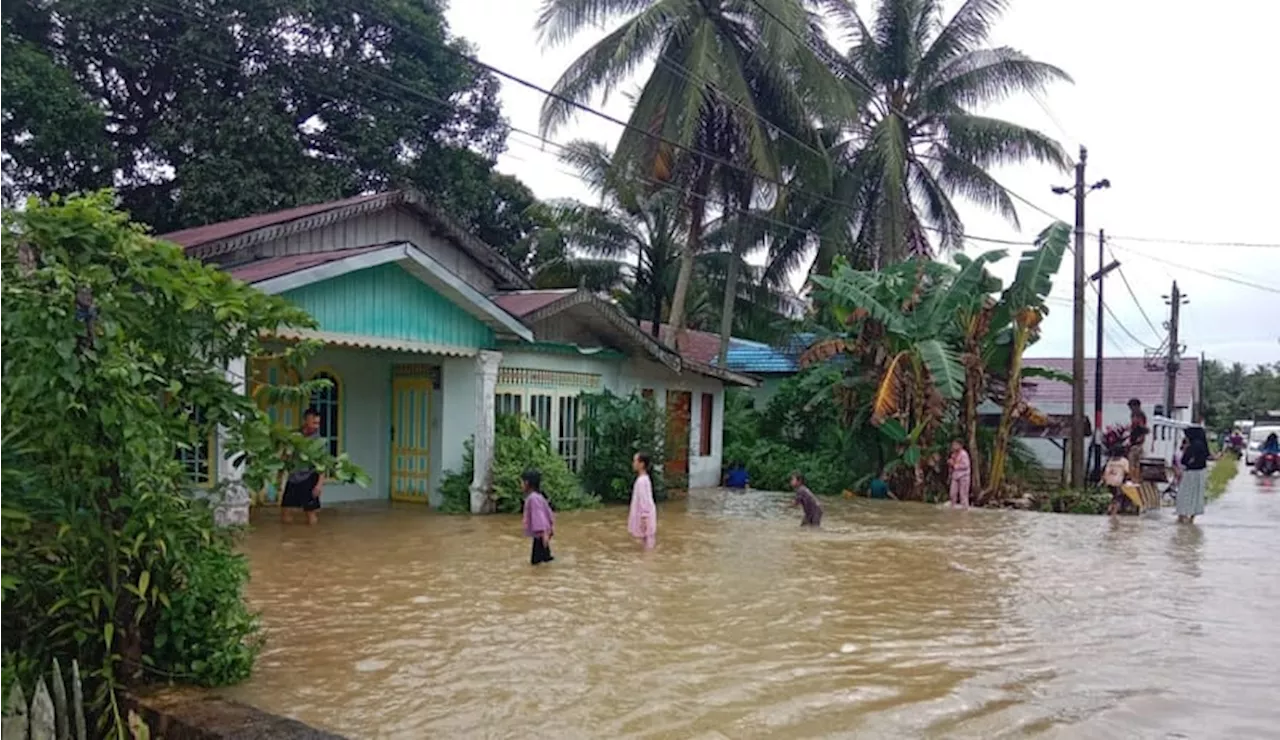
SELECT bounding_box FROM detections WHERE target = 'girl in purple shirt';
[521,469,555,566]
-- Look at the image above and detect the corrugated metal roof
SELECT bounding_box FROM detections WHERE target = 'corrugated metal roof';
[226,245,388,283]
[1021,356,1198,410]
[723,334,814,373]
[160,193,386,249]
[271,328,477,357]
[491,289,577,317]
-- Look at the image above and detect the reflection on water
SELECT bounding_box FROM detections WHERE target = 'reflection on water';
[224,478,1280,739]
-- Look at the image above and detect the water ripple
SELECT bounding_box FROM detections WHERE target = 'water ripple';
[222,478,1280,739]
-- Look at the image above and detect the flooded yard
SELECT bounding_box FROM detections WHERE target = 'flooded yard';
[223,475,1280,738]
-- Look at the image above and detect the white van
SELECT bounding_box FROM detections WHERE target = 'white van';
[1245,425,1280,466]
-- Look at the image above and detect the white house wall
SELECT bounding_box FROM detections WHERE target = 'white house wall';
[617,358,726,488]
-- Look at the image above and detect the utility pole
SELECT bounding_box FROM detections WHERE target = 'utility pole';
[1089,229,1119,479]
[1054,146,1109,489]
[1163,281,1188,418]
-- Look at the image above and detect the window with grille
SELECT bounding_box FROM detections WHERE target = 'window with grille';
[309,371,341,456]
[558,395,582,471]
[495,392,523,417]
[529,394,553,434]
[175,406,214,485]
[495,368,601,471]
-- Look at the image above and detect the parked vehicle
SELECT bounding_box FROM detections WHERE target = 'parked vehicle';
[1245,426,1280,466]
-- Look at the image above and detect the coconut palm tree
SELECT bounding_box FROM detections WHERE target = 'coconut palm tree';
[536,0,851,350]
[822,0,1072,262]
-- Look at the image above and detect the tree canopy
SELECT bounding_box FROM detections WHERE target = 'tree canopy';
[0,0,535,241]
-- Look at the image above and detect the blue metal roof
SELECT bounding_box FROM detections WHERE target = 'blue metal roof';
[721,333,814,374]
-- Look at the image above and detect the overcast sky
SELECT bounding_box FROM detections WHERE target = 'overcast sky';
[446,0,1279,368]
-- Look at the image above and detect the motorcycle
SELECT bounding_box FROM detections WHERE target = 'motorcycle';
[1257,451,1279,476]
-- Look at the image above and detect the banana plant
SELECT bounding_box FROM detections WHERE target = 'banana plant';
[985,222,1071,494]
[803,252,998,496]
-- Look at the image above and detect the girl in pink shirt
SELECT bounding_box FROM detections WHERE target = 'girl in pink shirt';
[627,452,657,550]
[948,439,971,510]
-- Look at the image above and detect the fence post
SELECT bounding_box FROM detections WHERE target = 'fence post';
[30,678,54,740]
[70,662,86,740]
[2,683,29,740]
[50,659,69,740]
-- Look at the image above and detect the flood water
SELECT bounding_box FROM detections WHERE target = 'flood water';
[224,473,1280,739]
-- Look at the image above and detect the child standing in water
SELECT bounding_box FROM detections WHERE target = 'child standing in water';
[789,471,823,527]
[1102,447,1131,517]
[627,452,657,550]
[521,469,555,566]
[948,439,971,510]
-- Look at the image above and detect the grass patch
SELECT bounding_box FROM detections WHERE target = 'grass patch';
[1207,452,1239,501]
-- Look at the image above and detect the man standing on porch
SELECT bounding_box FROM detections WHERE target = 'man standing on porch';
[282,408,324,525]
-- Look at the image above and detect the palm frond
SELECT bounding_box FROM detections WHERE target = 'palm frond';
[940,112,1070,171]
[912,0,1010,88]
[538,1,682,136]
[923,47,1072,112]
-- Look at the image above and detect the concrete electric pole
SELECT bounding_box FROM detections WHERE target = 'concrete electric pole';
[1089,229,1119,479]
[1054,145,1109,489]
[1163,281,1188,417]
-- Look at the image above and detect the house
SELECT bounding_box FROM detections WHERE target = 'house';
[161,190,756,512]
[999,356,1201,472]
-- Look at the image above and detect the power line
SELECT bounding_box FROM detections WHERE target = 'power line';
[1105,245,1163,341]
[1107,240,1280,295]
[1102,233,1280,249]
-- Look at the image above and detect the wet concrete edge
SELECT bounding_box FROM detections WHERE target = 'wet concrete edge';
[127,687,347,739]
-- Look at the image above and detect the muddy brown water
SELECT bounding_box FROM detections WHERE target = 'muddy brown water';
[224,474,1280,739]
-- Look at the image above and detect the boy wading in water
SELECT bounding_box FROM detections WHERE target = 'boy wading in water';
[789,471,823,527]
[521,469,555,565]
[281,407,324,525]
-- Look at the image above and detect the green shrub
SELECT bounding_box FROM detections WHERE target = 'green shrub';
[579,390,670,503]
[151,540,261,686]
[439,414,599,514]
[1033,487,1112,514]
[1,193,366,735]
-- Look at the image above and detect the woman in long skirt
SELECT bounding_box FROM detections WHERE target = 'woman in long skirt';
[1176,427,1210,524]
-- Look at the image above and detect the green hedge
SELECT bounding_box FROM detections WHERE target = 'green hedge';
[439,414,599,514]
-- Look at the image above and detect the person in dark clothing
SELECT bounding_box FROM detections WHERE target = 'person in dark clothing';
[281,408,324,525]
[724,461,749,489]
[789,471,823,527]
[1176,427,1210,524]
[1126,398,1149,478]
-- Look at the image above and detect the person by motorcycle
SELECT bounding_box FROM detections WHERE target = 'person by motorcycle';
[1263,432,1280,455]
[1229,429,1245,454]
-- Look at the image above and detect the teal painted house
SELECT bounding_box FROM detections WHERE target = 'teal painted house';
[162,190,756,511]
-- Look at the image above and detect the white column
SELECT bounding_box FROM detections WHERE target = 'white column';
[213,356,251,527]
[469,350,503,514]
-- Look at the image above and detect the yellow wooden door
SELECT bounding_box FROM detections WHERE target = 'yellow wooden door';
[390,376,433,502]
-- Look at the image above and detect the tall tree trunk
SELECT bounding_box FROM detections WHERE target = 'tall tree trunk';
[668,167,711,351]
[962,372,983,499]
[717,183,753,366]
